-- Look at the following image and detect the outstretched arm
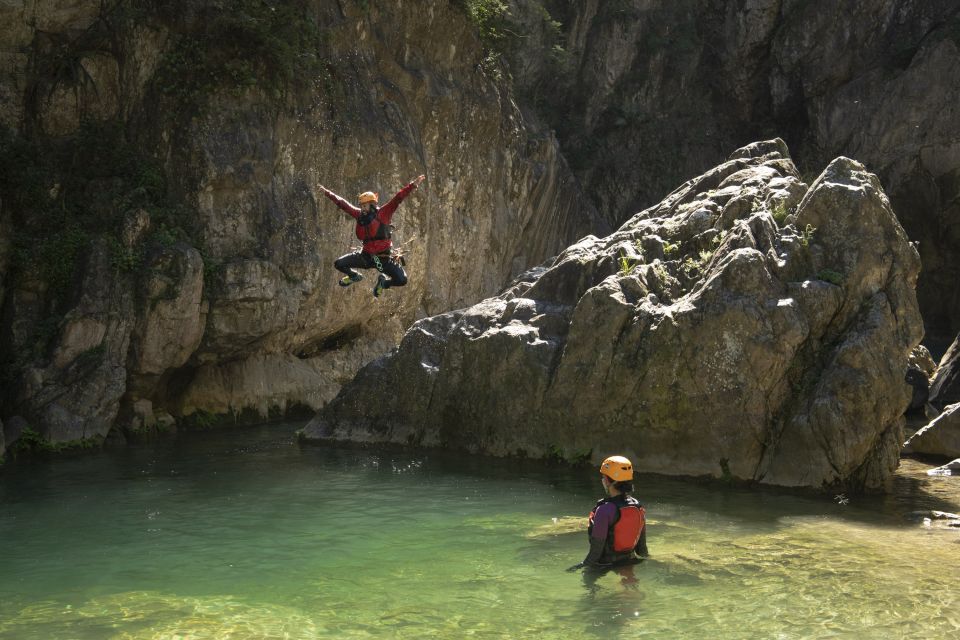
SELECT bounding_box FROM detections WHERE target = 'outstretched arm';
[378,175,426,223]
[319,184,360,219]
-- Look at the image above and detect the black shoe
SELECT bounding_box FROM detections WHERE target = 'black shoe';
[339,273,364,287]
[373,274,387,297]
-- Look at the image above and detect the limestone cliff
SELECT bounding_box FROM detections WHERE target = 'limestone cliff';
[0,1,600,448]
[506,0,960,345]
[303,140,923,492]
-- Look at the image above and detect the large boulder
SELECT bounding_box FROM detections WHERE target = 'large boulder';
[905,403,960,459]
[929,334,960,411]
[508,0,960,343]
[304,140,923,492]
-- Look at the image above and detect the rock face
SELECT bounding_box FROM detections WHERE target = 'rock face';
[929,334,960,411]
[0,1,600,446]
[304,140,923,491]
[906,345,937,412]
[906,403,960,459]
[508,0,960,344]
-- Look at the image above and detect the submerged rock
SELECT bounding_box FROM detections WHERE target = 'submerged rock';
[304,140,923,492]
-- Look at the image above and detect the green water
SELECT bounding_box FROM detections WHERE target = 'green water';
[1,424,958,639]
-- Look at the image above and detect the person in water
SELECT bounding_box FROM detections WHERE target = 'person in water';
[568,455,648,572]
[319,174,426,297]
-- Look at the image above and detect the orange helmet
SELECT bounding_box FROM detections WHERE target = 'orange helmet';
[600,455,633,482]
[358,191,378,205]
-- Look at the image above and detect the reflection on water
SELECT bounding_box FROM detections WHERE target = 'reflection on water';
[0,424,957,639]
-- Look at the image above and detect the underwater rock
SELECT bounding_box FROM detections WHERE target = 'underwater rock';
[304,140,923,492]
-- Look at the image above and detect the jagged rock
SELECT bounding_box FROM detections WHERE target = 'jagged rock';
[129,243,206,376]
[926,459,960,476]
[906,345,937,411]
[929,334,960,411]
[510,0,960,343]
[11,241,132,444]
[0,1,601,440]
[304,140,923,492]
[905,403,960,459]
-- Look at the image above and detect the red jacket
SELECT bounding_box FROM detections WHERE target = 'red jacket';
[324,180,418,255]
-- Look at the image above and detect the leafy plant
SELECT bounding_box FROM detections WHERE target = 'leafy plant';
[818,269,844,286]
[800,224,816,248]
[663,241,680,258]
[618,250,639,275]
[772,201,789,224]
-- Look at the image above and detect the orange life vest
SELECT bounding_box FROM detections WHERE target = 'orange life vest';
[589,495,646,554]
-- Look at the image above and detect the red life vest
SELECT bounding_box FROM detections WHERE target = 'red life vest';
[355,208,392,248]
[588,495,646,554]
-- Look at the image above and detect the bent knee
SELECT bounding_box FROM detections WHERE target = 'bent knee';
[391,273,408,287]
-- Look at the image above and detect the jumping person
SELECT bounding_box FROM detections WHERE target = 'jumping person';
[568,455,648,572]
[319,175,426,297]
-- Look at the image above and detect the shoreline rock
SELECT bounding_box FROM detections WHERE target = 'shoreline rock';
[303,140,923,492]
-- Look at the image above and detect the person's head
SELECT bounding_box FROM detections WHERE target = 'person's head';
[358,191,379,212]
[599,455,634,496]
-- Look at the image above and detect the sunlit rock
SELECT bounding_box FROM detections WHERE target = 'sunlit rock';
[305,140,923,492]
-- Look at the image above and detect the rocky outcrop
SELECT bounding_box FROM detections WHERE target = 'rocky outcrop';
[906,345,937,412]
[508,0,960,343]
[11,240,133,443]
[304,140,923,491]
[0,1,601,446]
[929,334,960,411]
[906,403,960,459]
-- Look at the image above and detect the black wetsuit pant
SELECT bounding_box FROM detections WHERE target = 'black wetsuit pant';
[334,251,408,288]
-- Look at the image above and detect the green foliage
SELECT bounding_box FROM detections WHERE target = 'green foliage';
[107,235,143,273]
[183,410,221,430]
[799,224,816,248]
[772,201,789,225]
[663,241,680,258]
[618,250,639,275]
[9,426,101,456]
[154,0,330,104]
[817,269,844,286]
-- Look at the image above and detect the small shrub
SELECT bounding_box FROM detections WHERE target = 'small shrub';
[818,269,844,286]
[772,201,789,225]
[663,241,680,258]
[800,224,816,248]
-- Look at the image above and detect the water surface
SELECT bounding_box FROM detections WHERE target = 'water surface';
[1,424,957,638]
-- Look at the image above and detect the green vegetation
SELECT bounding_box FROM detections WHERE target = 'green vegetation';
[9,426,102,457]
[618,250,639,275]
[183,410,223,430]
[663,241,680,258]
[818,269,844,286]
[799,224,816,248]
[772,201,789,225]
[459,0,568,95]
[154,0,330,104]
